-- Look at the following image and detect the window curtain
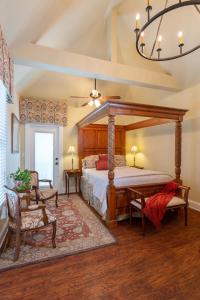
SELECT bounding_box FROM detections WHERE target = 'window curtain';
[0,26,14,102]
[19,98,68,126]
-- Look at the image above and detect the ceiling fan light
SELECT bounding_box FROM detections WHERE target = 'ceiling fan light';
[94,99,100,107]
[88,100,94,106]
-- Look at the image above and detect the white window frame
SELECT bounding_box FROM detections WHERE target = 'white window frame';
[0,80,7,207]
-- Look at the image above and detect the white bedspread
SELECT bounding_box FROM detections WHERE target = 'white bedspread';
[83,167,172,216]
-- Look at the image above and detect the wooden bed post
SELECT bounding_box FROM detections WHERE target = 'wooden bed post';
[106,114,117,228]
[175,120,182,183]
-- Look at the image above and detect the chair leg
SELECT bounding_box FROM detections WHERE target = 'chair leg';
[129,205,133,225]
[14,230,21,262]
[141,213,145,236]
[55,192,58,208]
[5,229,12,249]
[184,206,188,226]
[52,221,56,248]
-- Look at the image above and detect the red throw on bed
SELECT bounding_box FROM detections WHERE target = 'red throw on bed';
[143,181,179,229]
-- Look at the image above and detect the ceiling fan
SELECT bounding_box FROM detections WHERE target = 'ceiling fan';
[70,79,121,107]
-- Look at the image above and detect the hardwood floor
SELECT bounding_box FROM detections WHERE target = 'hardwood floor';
[1,208,200,300]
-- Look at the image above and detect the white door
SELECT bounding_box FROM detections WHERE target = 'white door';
[26,124,60,189]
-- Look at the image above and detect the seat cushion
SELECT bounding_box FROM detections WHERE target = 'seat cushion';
[30,188,57,201]
[9,207,56,231]
[131,196,185,209]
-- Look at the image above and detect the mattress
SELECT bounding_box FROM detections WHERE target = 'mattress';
[82,166,172,216]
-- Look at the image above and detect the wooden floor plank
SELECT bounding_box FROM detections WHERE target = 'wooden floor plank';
[0,209,200,300]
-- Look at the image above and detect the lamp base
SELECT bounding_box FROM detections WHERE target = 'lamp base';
[71,158,74,170]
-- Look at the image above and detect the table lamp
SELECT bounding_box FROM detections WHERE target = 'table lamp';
[131,145,138,167]
[68,145,75,170]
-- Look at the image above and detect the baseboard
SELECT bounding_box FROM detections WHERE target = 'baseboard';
[189,199,200,212]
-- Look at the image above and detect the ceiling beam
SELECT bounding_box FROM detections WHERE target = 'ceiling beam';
[107,9,118,63]
[11,43,181,92]
[125,118,174,131]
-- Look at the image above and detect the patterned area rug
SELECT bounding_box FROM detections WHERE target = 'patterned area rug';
[0,195,116,272]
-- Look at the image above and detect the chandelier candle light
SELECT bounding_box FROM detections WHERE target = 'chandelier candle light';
[134,0,200,61]
[68,146,75,170]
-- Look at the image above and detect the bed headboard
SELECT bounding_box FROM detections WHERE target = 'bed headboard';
[78,124,125,169]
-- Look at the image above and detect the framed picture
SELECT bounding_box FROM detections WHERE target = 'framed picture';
[11,113,20,153]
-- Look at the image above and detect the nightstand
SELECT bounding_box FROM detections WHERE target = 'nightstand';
[64,169,81,197]
[129,165,144,169]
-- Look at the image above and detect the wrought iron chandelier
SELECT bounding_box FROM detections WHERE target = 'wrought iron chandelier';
[134,0,200,61]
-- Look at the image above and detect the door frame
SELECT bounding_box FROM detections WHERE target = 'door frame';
[25,123,64,194]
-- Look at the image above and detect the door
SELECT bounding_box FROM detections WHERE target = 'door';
[27,125,60,189]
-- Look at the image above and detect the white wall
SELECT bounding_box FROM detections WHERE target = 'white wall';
[6,89,20,182]
[127,82,200,204]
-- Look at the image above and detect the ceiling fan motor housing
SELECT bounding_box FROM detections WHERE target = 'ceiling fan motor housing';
[90,90,101,99]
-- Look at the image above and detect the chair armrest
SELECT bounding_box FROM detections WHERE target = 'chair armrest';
[177,185,190,203]
[21,204,46,212]
[127,188,146,208]
[127,188,143,197]
[39,179,53,188]
[21,204,49,225]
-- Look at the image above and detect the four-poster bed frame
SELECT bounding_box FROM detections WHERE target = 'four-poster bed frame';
[76,100,188,228]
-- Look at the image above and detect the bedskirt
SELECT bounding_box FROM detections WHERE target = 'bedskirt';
[81,176,129,221]
[81,176,106,219]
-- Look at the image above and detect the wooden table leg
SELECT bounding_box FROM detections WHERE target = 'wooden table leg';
[75,175,77,193]
[67,176,69,198]
[78,175,81,194]
[65,174,67,195]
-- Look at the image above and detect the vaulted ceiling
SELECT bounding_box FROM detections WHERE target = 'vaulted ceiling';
[1,0,200,106]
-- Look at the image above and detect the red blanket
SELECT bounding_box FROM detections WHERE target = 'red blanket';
[143,182,179,229]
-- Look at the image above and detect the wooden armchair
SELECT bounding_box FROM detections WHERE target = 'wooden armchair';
[4,186,56,261]
[127,185,190,235]
[30,171,58,207]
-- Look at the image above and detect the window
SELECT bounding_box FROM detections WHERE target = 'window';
[0,81,7,206]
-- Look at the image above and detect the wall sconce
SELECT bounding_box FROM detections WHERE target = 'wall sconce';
[131,145,138,167]
[68,145,75,170]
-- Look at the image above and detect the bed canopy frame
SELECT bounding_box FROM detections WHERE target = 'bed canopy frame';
[76,100,188,228]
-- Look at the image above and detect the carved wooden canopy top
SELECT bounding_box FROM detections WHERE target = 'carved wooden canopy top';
[76,100,188,129]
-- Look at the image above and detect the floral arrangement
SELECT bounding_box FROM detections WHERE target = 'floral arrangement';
[10,168,32,192]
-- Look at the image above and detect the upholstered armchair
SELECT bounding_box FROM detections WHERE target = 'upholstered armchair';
[30,171,58,207]
[4,186,56,261]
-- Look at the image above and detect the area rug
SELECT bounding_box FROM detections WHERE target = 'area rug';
[0,195,116,272]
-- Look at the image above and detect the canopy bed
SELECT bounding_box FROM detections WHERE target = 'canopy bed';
[76,100,188,228]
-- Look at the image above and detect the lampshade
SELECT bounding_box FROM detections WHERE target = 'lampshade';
[68,145,75,153]
[131,145,138,153]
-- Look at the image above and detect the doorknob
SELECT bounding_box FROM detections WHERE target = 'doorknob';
[55,162,59,165]
[55,158,59,161]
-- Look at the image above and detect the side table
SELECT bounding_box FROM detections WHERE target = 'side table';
[64,169,81,197]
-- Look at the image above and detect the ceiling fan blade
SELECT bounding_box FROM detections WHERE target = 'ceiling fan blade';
[81,102,89,107]
[70,96,89,99]
[102,96,121,100]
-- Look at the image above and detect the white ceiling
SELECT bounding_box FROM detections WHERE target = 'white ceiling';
[1,0,200,105]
